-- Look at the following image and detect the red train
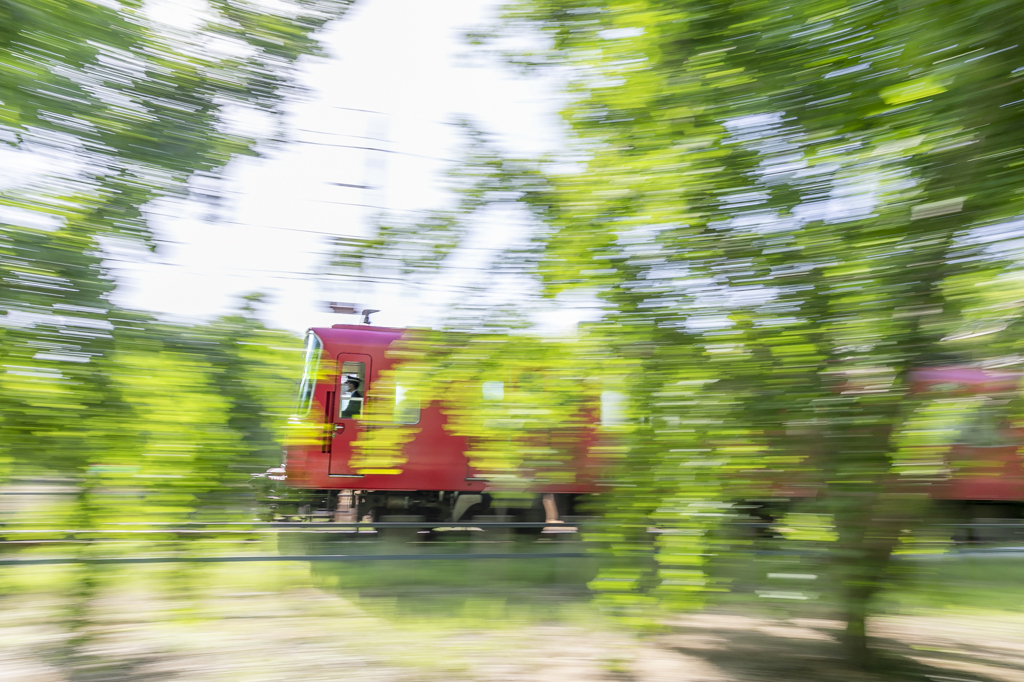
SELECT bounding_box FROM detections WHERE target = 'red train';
[263,323,603,523]
[258,323,1024,531]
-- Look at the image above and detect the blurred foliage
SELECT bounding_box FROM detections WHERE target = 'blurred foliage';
[2,300,301,523]
[0,0,350,525]
[330,122,550,285]
[378,329,605,484]
[0,0,351,656]
[4,0,1024,667]
[349,0,1024,661]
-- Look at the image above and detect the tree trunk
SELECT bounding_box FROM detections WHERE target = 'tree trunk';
[833,487,909,668]
[841,580,874,667]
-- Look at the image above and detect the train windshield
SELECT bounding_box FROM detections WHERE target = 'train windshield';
[296,332,323,416]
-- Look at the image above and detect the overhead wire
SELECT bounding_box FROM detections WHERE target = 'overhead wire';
[102,255,507,292]
[279,137,459,163]
[109,111,541,295]
[141,211,519,252]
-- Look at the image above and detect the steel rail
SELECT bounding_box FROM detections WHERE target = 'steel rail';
[0,551,589,566]
[4,547,1021,566]
[0,520,1021,534]
[0,522,587,533]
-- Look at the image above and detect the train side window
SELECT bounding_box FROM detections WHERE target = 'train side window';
[296,332,322,417]
[394,382,420,425]
[601,390,627,426]
[339,361,366,419]
[482,381,504,401]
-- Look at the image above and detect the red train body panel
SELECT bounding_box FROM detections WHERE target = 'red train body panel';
[281,325,602,521]
[286,324,491,495]
[911,367,1024,504]
[278,323,1024,522]
[932,444,1024,501]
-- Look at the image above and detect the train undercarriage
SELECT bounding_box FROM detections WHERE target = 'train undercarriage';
[251,472,582,525]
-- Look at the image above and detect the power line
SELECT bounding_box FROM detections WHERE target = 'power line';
[105,255,510,279]
[308,199,422,211]
[311,110,558,142]
[144,211,527,256]
[143,213,396,239]
[279,137,458,164]
[295,129,388,143]
[173,186,428,215]
[103,248,519,289]
[331,105,388,115]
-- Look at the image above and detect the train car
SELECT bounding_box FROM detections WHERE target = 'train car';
[912,367,1024,539]
[765,366,1024,525]
[261,323,603,523]
[257,320,1024,533]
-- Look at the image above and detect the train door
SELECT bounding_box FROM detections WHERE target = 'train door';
[328,353,372,476]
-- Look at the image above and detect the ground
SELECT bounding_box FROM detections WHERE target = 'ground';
[1,560,1023,682]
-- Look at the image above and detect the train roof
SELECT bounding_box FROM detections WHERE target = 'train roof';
[309,324,407,350]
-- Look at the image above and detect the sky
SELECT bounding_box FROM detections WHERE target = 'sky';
[107,0,574,335]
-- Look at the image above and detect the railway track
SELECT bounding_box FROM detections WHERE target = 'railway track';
[0,521,1020,566]
[0,520,591,566]
[0,551,590,566]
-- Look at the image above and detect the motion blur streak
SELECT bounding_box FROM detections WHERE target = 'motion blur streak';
[0,0,349,674]
[350,0,1024,669]
[3,0,1024,678]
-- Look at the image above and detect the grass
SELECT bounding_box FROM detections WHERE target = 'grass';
[882,554,1024,614]
[287,528,603,628]
[1,536,1023,681]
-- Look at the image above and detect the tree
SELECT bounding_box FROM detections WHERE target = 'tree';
[106,295,302,523]
[0,0,353,478]
[356,0,1024,662]
[0,0,350,659]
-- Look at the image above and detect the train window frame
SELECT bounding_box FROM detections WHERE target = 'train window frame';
[338,361,366,419]
[295,332,323,417]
